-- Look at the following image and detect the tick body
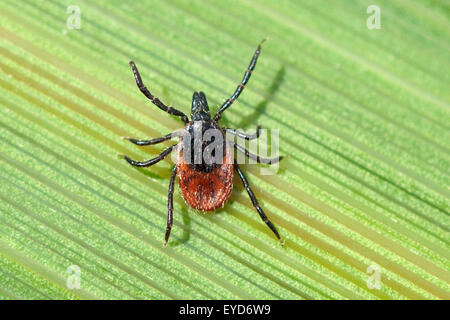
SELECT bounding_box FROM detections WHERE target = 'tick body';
[177,130,234,211]
[122,40,284,246]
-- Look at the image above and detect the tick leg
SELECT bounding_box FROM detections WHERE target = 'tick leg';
[213,40,265,121]
[164,164,177,246]
[123,131,181,146]
[129,61,189,124]
[121,144,176,167]
[233,142,282,164]
[234,162,283,245]
[225,125,261,140]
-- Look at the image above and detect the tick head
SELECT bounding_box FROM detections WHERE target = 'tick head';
[191,91,211,121]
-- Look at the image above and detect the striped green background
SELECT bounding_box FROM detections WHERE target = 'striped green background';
[0,0,449,299]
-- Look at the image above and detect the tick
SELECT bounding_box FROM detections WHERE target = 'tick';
[122,40,284,246]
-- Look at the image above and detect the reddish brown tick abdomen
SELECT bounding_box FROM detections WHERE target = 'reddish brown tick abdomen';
[177,144,234,211]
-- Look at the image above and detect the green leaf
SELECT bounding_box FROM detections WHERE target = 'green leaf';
[0,0,449,299]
